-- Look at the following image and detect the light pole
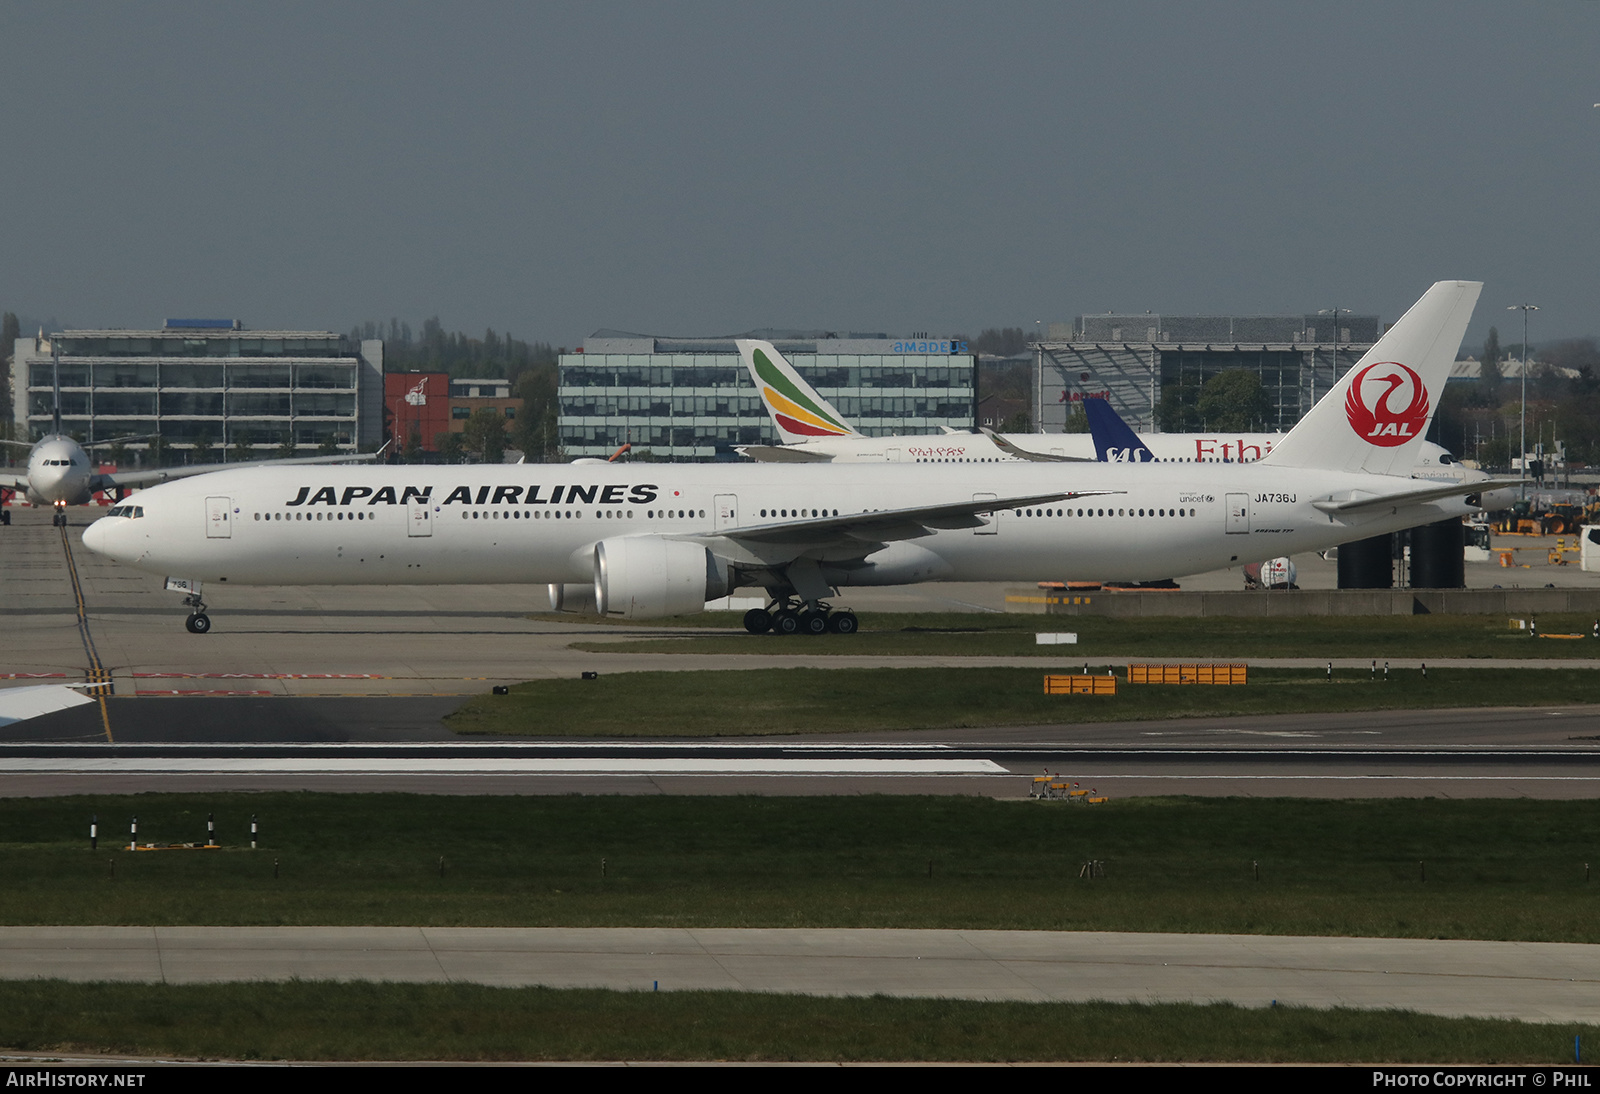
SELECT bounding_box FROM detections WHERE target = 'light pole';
[1318,307,1351,413]
[1508,303,1538,499]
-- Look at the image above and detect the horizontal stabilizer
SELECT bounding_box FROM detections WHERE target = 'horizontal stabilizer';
[1312,477,1522,514]
[735,445,835,463]
[980,429,1093,463]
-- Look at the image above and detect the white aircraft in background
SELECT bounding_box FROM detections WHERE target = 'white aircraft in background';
[733,336,1487,483]
[84,281,1514,636]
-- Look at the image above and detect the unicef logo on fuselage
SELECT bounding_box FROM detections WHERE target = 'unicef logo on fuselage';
[892,340,969,354]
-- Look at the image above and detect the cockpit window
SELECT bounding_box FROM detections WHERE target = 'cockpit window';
[106,506,144,519]
[1439,453,1454,464]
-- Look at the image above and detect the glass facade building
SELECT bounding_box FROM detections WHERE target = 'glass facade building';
[560,332,977,460]
[10,326,385,453]
[1035,313,1381,434]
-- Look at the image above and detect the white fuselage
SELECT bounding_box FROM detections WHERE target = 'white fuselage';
[83,461,1476,590]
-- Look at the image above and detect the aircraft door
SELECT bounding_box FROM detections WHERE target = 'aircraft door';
[714,494,738,532]
[973,492,999,535]
[205,496,232,539]
[407,502,433,537]
[1226,493,1249,534]
[884,448,900,463]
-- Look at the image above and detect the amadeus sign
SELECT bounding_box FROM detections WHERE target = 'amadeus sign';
[891,341,969,353]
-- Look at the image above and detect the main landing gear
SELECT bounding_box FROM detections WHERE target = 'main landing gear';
[743,598,858,636]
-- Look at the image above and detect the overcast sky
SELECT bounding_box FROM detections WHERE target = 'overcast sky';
[3,2,1596,348]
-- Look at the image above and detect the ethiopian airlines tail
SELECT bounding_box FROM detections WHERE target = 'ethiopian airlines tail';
[1264,280,1481,476]
[735,340,861,444]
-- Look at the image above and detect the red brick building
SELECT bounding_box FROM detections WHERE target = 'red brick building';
[384,372,450,452]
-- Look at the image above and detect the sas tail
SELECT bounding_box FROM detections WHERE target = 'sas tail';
[1081,396,1156,463]
[1263,280,1481,475]
[735,339,860,444]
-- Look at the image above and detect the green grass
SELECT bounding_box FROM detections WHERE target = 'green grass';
[0,981,1590,1063]
[562,610,1600,659]
[446,664,1600,737]
[9,794,1600,942]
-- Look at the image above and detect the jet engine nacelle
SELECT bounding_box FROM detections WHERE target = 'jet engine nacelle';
[593,536,729,620]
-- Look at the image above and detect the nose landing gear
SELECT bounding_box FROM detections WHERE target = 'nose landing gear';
[178,588,211,634]
[53,503,67,527]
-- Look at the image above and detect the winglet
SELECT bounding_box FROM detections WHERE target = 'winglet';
[1264,281,1481,475]
[735,340,860,444]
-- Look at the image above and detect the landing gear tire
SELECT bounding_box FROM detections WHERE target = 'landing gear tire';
[185,613,211,634]
[53,512,66,527]
[827,611,858,635]
[743,608,773,635]
[799,611,828,636]
[772,610,801,636]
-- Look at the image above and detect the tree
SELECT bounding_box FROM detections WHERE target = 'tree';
[435,431,465,463]
[230,428,254,463]
[1196,370,1272,431]
[147,434,168,467]
[1479,326,1502,404]
[191,429,214,464]
[105,440,128,469]
[511,364,558,460]
[276,435,298,460]
[316,433,339,457]
[463,407,507,463]
[401,424,422,463]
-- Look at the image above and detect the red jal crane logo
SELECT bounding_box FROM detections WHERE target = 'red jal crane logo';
[1344,363,1429,447]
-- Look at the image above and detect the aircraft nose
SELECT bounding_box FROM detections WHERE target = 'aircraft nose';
[81,518,107,554]
[81,517,119,558]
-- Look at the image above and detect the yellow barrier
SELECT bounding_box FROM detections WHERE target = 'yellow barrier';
[1127,663,1247,685]
[1044,674,1116,695]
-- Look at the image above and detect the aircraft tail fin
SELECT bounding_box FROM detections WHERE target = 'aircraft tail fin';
[1263,280,1481,476]
[735,339,860,444]
[1081,397,1156,463]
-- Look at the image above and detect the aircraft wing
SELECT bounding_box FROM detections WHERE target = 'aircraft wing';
[0,471,27,491]
[980,429,1094,463]
[0,684,99,727]
[734,445,835,463]
[718,488,1119,549]
[1312,478,1523,515]
[92,451,379,492]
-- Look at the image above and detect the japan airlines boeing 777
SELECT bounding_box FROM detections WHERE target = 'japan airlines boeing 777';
[83,281,1511,636]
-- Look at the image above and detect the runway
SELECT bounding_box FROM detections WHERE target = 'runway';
[4,735,1600,798]
[4,925,1597,1024]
